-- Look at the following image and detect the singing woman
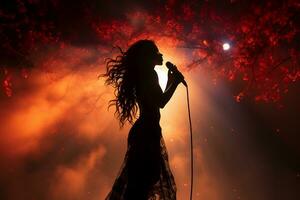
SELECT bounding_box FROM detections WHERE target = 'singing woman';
[103,40,183,200]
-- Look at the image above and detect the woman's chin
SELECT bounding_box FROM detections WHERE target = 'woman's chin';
[157,61,163,66]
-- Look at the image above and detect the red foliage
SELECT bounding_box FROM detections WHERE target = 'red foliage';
[0,0,299,103]
[2,68,12,97]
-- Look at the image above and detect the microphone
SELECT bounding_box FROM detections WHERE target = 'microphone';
[166,61,187,87]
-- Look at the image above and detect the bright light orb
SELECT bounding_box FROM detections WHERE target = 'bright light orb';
[223,43,230,51]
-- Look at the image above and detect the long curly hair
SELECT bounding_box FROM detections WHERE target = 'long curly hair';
[102,40,159,127]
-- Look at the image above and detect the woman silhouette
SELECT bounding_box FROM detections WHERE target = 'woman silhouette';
[103,40,182,200]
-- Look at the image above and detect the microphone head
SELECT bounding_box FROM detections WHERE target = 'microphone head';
[166,61,174,69]
[166,61,187,87]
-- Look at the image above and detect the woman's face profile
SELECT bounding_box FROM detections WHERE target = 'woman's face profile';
[131,41,163,69]
[151,46,163,66]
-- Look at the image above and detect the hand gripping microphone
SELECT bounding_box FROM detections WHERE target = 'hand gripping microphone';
[166,61,188,87]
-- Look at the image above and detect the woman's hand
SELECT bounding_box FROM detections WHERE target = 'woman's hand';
[168,68,184,85]
[160,69,183,108]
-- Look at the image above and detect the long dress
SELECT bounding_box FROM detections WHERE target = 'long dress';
[105,70,177,200]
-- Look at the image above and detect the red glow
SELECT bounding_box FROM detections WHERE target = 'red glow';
[2,68,12,97]
[0,2,299,200]
[1,1,299,103]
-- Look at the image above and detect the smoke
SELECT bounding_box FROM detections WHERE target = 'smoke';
[0,1,299,199]
[0,40,299,200]
[0,46,120,199]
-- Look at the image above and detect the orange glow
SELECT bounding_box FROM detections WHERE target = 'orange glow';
[0,45,250,200]
[1,1,298,198]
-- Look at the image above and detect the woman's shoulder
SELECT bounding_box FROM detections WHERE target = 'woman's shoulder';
[136,70,161,93]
